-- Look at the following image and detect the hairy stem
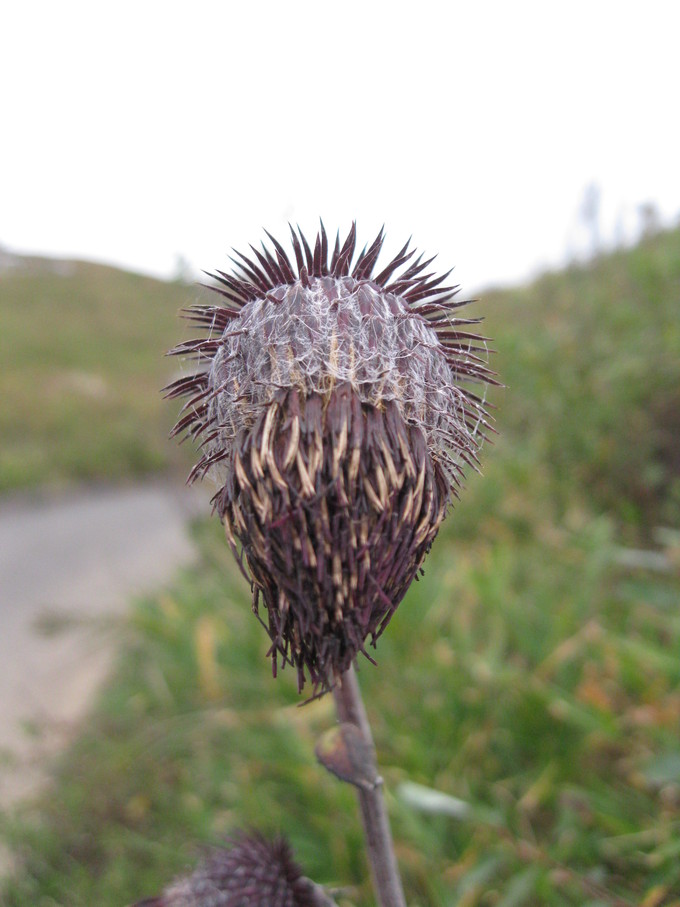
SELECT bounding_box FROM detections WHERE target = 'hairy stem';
[331,665,406,907]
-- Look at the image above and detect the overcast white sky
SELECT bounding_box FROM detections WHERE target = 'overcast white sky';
[2,1,679,292]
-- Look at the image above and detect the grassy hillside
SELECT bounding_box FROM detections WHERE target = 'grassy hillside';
[0,253,196,492]
[484,230,680,537]
[1,232,679,906]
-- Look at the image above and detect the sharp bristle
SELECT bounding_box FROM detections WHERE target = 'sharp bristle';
[401,252,437,281]
[166,338,221,358]
[352,225,384,279]
[162,373,209,400]
[200,282,247,307]
[330,229,341,273]
[212,268,257,301]
[373,238,414,285]
[297,225,314,272]
[319,219,329,275]
[249,243,280,287]
[404,281,458,305]
[435,329,491,343]
[288,224,305,274]
[259,240,285,284]
[312,231,322,277]
[333,221,357,277]
[180,305,239,330]
[263,229,296,282]
[229,250,269,292]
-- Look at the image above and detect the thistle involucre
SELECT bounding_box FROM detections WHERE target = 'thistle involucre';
[167,224,494,694]
[132,834,320,907]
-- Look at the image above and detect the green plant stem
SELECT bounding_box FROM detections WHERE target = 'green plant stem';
[332,665,406,907]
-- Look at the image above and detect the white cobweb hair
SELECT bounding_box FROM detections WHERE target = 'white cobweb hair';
[165,222,497,492]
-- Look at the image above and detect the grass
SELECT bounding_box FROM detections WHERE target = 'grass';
[484,230,680,537]
[1,230,680,905]
[0,254,196,492]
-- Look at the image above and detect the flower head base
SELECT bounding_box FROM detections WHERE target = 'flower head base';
[132,833,320,907]
[167,224,495,694]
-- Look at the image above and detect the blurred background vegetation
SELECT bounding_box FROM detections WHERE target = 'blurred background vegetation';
[0,256,193,492]
[0,225,679,906]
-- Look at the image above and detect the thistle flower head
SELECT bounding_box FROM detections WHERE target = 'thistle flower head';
[166,223,495,695]
[132,833,320,907]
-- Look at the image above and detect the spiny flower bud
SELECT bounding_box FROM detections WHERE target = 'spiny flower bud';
[131,833,326,907]
[166,224,495,695]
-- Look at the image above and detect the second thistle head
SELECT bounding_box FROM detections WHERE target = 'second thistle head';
[131,833,325,906]
[166,223,495,695]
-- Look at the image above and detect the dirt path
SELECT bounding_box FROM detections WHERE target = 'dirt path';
[0,482,205,823]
